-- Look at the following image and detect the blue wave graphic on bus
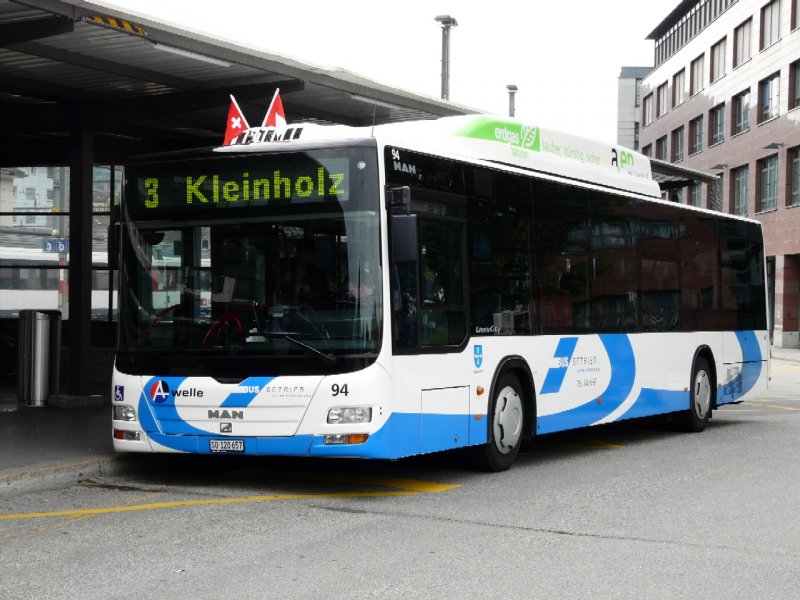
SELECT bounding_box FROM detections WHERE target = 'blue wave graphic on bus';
[220,377,276,408]
[540,337,579,394]
[538,334,635,434]
[722,331,762,400]
[138,376,213,437]
[139,376,276,440]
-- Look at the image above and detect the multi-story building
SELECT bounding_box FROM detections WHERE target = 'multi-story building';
[617,66,653,150]
[640,0,800,349]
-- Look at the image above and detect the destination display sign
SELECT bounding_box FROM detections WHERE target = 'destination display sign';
[136,157,349,211]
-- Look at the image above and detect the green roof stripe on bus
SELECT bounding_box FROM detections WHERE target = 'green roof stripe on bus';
[455,116,541,152]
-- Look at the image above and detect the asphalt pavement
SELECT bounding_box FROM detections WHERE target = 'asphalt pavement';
[2,345,799,495]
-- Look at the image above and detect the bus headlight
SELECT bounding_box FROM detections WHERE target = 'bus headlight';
[327,407,372,424]
[113,405,137,422]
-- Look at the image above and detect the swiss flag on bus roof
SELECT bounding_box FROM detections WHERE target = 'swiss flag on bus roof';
[223,95,250,146]
[261,88,286,128]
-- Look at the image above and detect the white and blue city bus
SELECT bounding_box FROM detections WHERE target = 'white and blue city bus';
[111,113,769,470]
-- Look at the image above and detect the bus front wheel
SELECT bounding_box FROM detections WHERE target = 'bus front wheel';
[472,372,525,471]
[680,356,713,432]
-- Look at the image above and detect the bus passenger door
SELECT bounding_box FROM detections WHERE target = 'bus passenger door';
[389,197,470,453]
[390,214,468,350]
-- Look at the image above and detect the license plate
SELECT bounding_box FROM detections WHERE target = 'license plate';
[209,439,244,453]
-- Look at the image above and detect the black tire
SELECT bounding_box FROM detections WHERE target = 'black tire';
[471,372,526,471]
[679,356,713,432]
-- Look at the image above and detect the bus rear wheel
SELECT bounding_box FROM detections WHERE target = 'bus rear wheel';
[472,372,525,471]
[679,356,713,432]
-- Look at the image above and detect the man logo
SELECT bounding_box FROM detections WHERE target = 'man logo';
[149,380,170,403]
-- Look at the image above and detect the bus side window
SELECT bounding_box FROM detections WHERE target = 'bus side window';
[467,171,532,336]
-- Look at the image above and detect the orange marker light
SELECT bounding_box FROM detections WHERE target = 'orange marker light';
[347,434,369,445]
[476,386,485,396]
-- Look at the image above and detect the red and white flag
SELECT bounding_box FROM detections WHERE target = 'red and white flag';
[223,95,250,145]
[261,88,286,128]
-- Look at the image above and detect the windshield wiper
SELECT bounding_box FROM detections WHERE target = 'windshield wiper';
[263,331,337,366]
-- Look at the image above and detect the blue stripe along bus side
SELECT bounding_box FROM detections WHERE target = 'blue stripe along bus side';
[538,334,636,434]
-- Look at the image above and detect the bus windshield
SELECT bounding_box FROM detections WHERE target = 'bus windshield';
[117,145,382,378]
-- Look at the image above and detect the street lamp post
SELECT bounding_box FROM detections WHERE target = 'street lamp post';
[507,84,518,117]
[434,15,458,101]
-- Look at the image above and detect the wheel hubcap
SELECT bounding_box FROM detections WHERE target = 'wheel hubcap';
[493,385,523,454]
[693,370,711,419]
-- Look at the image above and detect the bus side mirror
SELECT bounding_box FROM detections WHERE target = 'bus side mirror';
[386,185,411,214]
[108,205,120,270]
[390,214,419,263]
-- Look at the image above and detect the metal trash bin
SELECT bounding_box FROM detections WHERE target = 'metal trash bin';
[17,309,61,407]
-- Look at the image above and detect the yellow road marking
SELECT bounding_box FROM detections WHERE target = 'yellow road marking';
[552,440,624,450]
[0,491,419,521]
[752,404,800,411]
[312,474,460,493]
[590,440,625,449]
[749,397,800,403]
[720,403,800,412]
[0,474,461,522]
[230,470,461,493]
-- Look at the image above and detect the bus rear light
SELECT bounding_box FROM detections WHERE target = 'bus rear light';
[327,407,372,424]
[324,433,369,445]
[113,429,141,441]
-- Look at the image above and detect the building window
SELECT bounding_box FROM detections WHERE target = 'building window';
[758,155,778,212]
[656,135,668,160]
[791,60,800,110]
[690,182,702,207]
[793,0,800,30]
[690,54,705,95]
[634,122,640,150]
[673,69,686,107]
[732,165,749,215]
[642,144,652,157]
[635,78,643,107]
[672,126,685,162]
[689,115,704,154]
[761,0,781,50]
[657,82,669,118]
[643,93,653,126]
[711,38,727,83]
[790,147,800,206]
[732,89,751,134]
[759,73,780,122]
[734,18,752,67]
[710,104,725,145]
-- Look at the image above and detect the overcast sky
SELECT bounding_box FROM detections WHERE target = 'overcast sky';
[99,0,679,142]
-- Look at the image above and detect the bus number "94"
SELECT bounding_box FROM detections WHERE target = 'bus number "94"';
[331,383,349,396]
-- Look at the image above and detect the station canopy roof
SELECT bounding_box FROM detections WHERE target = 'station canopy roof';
[648,157,718,191]
[0,0,477,166]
